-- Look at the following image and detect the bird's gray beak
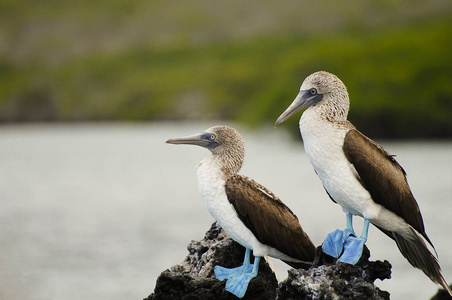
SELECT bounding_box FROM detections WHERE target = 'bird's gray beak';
[274,90,320,127]
[166,133,208,147]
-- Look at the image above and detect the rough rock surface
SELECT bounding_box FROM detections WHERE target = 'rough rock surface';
[277,246,391,300]
[146,222,392,299]
[147,222,278,300]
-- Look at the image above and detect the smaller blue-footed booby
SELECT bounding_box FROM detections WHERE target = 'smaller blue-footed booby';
[166,125,316,298]
[274,71,452,295]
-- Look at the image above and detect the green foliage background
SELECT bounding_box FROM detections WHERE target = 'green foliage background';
[1,0,451,138]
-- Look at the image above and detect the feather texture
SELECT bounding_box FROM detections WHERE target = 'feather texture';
[342,129,452,290]
[225,174,315,269]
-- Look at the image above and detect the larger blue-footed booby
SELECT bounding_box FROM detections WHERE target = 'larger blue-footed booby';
[274,71,452,295]
[166,125,315,298]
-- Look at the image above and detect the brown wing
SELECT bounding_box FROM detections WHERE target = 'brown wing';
[225,174,316,265]
[343,129,433,246]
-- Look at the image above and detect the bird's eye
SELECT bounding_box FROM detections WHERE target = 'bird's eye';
[309,88,317,95]
[210,134,216,140]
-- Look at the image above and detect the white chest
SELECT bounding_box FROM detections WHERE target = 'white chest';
[196,157,258,248]
[299,109,373,216]
[196,157,226,213]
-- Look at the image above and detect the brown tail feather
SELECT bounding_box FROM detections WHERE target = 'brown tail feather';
[393,231,452,296]
[282,259,312,270]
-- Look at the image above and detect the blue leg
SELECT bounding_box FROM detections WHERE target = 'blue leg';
[338,218,370,265]
[344,213,356,238]
[322,213,357,258]
[214,248,260,298]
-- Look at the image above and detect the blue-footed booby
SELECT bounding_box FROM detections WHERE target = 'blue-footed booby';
[274,71,452,295]
[166,125,316,298]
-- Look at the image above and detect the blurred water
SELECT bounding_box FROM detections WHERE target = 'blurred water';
[0,122,451,300]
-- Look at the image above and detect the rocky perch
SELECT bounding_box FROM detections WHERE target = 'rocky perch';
[146,222,392,300]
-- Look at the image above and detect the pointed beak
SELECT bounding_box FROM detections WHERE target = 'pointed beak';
[274,90,322,127]
[166,132,220,150]
[274,92,307,127]
[166,133,208,147]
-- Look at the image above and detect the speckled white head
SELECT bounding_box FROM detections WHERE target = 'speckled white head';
[166,125,245,175]
[275,71,350,126]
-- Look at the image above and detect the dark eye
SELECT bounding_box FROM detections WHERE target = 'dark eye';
[309,88,317,95]
[210,134,216,140]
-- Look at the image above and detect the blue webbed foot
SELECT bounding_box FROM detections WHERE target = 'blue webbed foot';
[224,270,257,298]
[338,236,366,265]
[214,264,258,298]
[214,248,260,298]
[214,264,253,281]
[343,227,356,239]
[323,214,371,264]
[322,229,346,258]
[338,218,370,265]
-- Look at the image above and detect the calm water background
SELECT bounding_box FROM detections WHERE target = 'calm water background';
[0,122,451,300]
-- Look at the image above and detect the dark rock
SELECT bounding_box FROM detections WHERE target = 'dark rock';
[146,222,278,300]
[277,245,392,300]
[431,286,452,300]
[146,222,392,300]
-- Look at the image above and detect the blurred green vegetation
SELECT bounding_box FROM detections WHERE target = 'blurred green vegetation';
[0,1,451,138]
